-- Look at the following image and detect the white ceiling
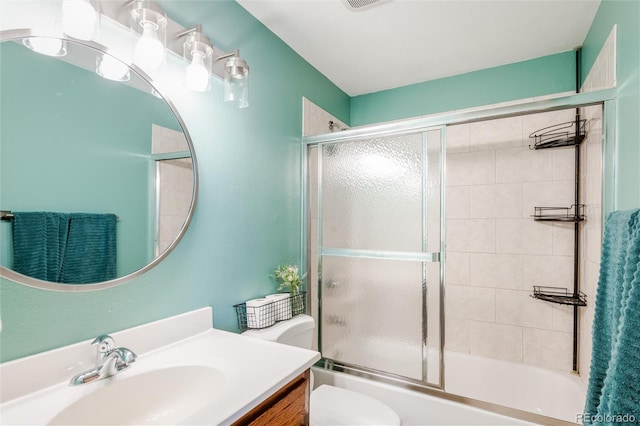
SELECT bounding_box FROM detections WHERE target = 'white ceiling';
[236,0,601,96]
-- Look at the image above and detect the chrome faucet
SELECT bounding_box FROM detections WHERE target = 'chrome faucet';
[70,335,137,385]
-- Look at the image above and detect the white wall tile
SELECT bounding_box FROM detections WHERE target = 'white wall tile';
[523,181,576,218]
[445,317,470,354]
[523,255,574,290]
[152,124,189,153]
[446,124,470,154]
[447,150,496,187]
[446,285,495,322]
[496,219,553,255]
[552,148,576,181]
[586,215,602,264]
[446,186,470,219]
[586,136,603,205]
[523,328,573,371]
[552,305,574,333]
[469,253,523,289]
[552,223,575,256]
[581,26,616,92]
[496,147,553,183]
[469,116,523,151]
[302,96,348,137]
[469,321,523,362]
[445,251,470,286]
[470,184,523,218]
[496,289,553,329]
[579,302,595,383]
[446,219,495,253]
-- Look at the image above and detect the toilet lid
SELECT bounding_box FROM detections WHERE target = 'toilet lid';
[310,385,401,425]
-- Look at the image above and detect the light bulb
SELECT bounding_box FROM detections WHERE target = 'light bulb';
[97,54,130,82]
[23,37,67,57]
[134,22,164,71]
[62,0,98,40]
[185,52,209,92]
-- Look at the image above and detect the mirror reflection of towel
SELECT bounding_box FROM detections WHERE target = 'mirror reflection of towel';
[12,212,117,284]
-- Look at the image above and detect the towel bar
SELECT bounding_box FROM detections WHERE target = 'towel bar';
[1,210,119,221]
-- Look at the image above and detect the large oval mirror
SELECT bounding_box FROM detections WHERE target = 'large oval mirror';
[0,31,197,290]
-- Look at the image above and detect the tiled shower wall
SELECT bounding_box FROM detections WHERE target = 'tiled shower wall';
[444,109,594,372]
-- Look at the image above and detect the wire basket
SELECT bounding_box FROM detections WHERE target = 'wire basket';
[533,204,585,222]
[234,292,306,331]
[531,286,587,306]
[528,119,586,150]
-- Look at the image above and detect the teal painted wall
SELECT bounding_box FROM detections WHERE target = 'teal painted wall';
[0,42,180,278]
[581,0,640,210]
[0,0,350,362]
[350,52,576,126]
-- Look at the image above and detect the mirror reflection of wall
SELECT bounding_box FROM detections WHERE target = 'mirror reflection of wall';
[151,125,193,255]
[0,39,195,285]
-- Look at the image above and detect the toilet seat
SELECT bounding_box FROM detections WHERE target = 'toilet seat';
[310,384,402,425]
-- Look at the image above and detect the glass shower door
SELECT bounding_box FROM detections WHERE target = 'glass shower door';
[314,128,443,387]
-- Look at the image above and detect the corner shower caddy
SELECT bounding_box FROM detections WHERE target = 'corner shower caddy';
[528,117,587,371]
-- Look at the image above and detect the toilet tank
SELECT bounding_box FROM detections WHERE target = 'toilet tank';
[242,314,315,349]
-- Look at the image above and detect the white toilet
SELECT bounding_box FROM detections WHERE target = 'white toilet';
[242,314,402,425]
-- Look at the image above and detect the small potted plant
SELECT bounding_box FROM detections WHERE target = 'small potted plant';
[272,264,306,315]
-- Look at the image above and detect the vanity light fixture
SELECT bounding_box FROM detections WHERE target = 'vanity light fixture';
[62,0,100,41]
[177,25,213,92]
[217,50,250,108]
[23,37,67,57]
[129,0,167,72]
[96,53,131,82]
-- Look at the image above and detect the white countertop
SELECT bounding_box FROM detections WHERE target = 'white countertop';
[0,308,320,425]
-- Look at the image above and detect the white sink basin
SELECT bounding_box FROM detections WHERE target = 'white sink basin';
[0,308,321,425]
[49,366,225,425]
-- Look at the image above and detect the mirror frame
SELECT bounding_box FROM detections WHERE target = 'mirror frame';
[0,28,199,291]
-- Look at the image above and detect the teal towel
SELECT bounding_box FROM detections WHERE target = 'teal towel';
[584,209,640,424]
[60,213,117,284]
[12,212,70,282]
[12,212,117,284]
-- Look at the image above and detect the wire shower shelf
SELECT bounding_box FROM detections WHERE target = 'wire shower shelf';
[531,286,587,307]
[532,204,586,222]
[528,119,586,150]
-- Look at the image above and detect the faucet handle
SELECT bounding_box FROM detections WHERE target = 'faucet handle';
[92,335,115,364]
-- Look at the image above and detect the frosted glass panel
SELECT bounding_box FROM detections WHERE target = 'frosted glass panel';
[321,256,424,380]
[322,134,423,251]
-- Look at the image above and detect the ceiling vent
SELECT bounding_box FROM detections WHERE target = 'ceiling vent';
[342,0,391,12]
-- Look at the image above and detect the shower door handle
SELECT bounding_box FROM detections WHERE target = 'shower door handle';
[325,280,339,289]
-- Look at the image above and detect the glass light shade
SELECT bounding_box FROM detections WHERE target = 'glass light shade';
[224,56,249,108]
[130,1,167,72]
[23,37,67,57]
[185,53,210,92]
[96,53,130,82]
[62,0,100,40]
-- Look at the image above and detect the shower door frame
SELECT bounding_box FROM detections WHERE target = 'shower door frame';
[301,88,617,400]
[309,127,446,389]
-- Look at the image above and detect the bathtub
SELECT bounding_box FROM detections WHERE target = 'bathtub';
[312,351,585,425]
[445,351,585,423]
